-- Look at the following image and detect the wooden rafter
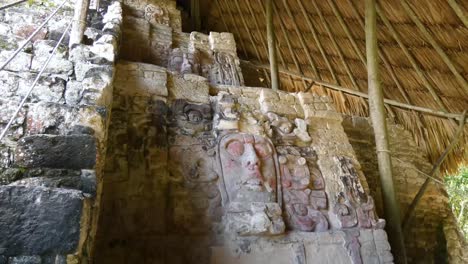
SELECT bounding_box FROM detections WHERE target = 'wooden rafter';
[249,62,466,121]
[266,0,280,91]
[447,0,468,28]
[296,0,338,84]
[402,110,467,233]
[326,0,366,67]
[250,0,295,88]
[346,0,412,118]
[270,0,308,90]
[213,0,228,32]
[401,0,468,95]
[270,1,301,75]
[233,0,270,87]
[376,4,449,111]
[310,0,363,92]
[219,0,249,58]
[280,0,319,79]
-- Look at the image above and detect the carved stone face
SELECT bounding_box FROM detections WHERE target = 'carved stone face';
[219,133,278,204]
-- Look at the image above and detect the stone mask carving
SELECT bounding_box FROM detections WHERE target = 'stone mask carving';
[218,133,279,205]
[266,112,311,144]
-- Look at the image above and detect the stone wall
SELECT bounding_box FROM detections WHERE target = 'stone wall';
[94,53,394,263]
[342,116,468,264]
[118,0,244,87]
[0,1,123,263]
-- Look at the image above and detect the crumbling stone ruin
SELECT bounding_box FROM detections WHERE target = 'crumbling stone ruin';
[0,0,465,263]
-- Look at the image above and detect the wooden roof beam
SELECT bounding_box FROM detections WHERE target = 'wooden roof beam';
[326,0,367,67]
[250,0,296,89]
[401,0,468,95]
[296,0,338,84]
[280,0,320,79]
[213,0,228,32]
[249,62,466,121]
[310,0,363,93]
[218,0,249,58]
[232,0,271,87]
[377,4,449,112]
[270,0,308,91]
[347,0,414,109]
[447,0,468,28]
[266,0,280,91]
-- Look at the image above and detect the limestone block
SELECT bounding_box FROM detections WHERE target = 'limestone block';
[0,51,31,72]
[115,62,168,97]
[65,81,83,105]
[260,101,296,117]
[30,40,73,75]
[0,71,20,97]
[168,74,209,103]
[0,186,83,255]
[103,2,123,24]
[8,256,41,264]
[209,32,237,55]
[304,241,351,264]
[102,21,121,36]
[259,88,279,102]
[0,99,26,128]
[80,74,113,106]
[90,35,118,62]
[190,32,210,53]
[15,134,96,169]
[225,202,285,236]
[216,119,239,130]
[17,74,65,103]
[297,91,315,105]
[74,61,113,82]
[26,102,78,135]
[210,245,296,264]
[149,24,172,66]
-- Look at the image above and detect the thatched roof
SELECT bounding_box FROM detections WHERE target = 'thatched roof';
[200,0,468,174]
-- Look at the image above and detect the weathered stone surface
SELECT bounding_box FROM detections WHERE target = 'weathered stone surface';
[17,74,65,103]
[0,186,83,255]
[168,74,209,103]
[0,51,31,72]
[26,102,78,135]
[15,135,96,169]
[65,81,83,105]
[8,256,41,264]
[211,245,296,264]
[115,61,168,96]
[30,40,73,75]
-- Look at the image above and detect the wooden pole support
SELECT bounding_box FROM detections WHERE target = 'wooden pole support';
[366,0,407,263]
[69,0,90,48]
[402,110,467,233]
[266,0,279,91]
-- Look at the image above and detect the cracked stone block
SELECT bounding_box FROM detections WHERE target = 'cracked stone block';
[0,186,83,255]
[14,134,96,170]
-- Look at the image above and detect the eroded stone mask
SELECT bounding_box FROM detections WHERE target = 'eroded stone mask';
[219,133,278,204]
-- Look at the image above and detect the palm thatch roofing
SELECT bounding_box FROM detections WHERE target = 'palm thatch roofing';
[199,0,468,174]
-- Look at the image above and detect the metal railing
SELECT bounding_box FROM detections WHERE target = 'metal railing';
[0,0,28,11]
[0,0,72,142]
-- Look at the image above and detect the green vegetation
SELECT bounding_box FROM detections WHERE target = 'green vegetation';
[445,165,468,239]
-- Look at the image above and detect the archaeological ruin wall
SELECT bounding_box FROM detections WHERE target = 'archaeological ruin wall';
[93,1,394,263]
[343,116,468,264]
[0,1,123,262]
[3,0,463,263]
